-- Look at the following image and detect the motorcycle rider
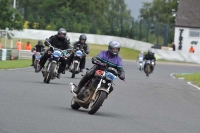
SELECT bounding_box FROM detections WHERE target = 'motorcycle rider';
[31,40,45,66]
[137,51,144,71]
[67,34,89,72]
[143,49,156,72]
[36,28,71,79]
[138,51,144,58]
[72,41,125,97]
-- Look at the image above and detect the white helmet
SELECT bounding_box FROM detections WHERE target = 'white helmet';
[140,51,144,54]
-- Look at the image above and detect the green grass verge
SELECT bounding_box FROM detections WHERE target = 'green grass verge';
[175,73,200,86]
[0,60,31,69]
[88,44,140,60]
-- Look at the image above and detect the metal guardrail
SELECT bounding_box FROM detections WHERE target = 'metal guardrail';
[11,49,32,60]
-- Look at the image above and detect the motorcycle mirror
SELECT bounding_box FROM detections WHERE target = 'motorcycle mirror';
[86,68,89,70]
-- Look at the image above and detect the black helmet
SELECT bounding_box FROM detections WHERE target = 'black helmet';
[108,41,121,56]
[79,34,87,43]
[38,40,43,45]
[58,28,67,39]
[148,49,152,55]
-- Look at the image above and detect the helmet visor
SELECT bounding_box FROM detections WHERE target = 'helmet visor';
[59,33,66,37]
[112,48,119,53]
[81,39,85,43]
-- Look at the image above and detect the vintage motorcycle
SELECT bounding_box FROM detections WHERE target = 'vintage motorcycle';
[69,65,119,115]
[34,51,45,72]
[42,40,71,83]
[69,48,86,78]
[137,56,144,71]
[144,60,155,76]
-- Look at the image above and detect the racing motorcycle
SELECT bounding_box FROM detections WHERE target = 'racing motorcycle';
[144,60,155,76]
[69,48,86,78]
[34,51,45,72]
[137,56,144,71]
[69,65,119,115]
[42,40,71,84]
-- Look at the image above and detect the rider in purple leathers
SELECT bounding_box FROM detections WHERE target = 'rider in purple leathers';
[73,41,125,96]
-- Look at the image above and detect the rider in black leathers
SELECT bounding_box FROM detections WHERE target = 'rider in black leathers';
[31,40,45,66]
[36,28,71,79]
[143,49,156,72]
[67,34,89,72]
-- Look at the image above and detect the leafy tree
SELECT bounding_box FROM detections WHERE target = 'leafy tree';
[0,0,23,30]
[16,0,133,37]
[139,0,178,44]
[139,0,178,25]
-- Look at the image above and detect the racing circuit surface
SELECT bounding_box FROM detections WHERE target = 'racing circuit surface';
[0,59,200,133]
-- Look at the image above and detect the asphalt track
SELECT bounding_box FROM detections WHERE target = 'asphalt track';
[0,59,200,133]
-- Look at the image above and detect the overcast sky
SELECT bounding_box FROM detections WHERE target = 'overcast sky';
[124,0,152,19]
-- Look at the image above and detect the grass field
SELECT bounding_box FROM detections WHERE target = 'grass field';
[88,44,140,60]
[0,60,31,69]
[175,73,200,86]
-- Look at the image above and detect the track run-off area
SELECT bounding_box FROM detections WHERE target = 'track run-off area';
[0,59,200,133]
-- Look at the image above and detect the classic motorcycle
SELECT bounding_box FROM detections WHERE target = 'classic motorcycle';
[42,40,71,83]
[144,60,155,76]
[69,66,119,115]
[34,51,45,72]
[137,56,144,71]
[69,48,86,78]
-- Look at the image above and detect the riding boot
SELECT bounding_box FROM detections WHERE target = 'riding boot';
[31,55,35,66]
[73,75,89,94]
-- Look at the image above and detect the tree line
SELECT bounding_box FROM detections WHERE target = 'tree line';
[0,0,178,45]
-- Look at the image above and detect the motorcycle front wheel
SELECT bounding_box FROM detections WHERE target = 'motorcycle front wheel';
[46,63,57,84]
[71,63,78,78]
[88,91,107,115]
[34,60,39,72]
[146,65,150,76]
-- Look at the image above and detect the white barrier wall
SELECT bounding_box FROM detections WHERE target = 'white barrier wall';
[12,29,153,52]
[154,49,200,64]
[11,29,200,64]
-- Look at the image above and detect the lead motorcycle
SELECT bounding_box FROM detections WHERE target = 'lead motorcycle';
[42,40,72,84]
[69,48,86,78]
[69,64,120,115]
[144,60,155,76]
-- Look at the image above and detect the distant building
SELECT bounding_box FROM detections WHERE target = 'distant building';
[174,0,200,53]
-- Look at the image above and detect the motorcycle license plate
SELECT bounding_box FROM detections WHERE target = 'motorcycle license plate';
[146,60,151,64]
[138,57,143,62]
[35,55,41,59]
[105,72,116,81]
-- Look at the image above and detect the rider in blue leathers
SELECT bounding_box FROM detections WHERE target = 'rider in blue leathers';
[72,41,125,96]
